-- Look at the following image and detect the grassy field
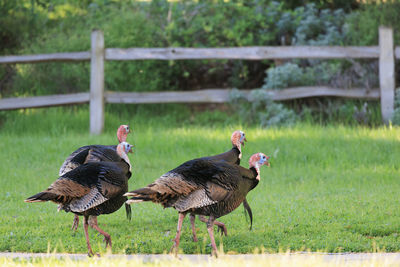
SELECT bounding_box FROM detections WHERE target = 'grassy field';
[1,105,400,255]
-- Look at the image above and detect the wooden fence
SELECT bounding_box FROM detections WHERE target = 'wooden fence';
[0,27,396,134]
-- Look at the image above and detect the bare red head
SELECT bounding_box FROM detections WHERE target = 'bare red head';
[248,153,270,180]
[117,125,131,143]
[231,130,247,158]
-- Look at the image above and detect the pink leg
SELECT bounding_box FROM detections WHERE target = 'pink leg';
[88,216,112,248]
[170,213,186,255]
[190,214,198,242]
[206,216,218,257]
[199,215,227,236]
[72,215,79,232]
[83,216,94,256]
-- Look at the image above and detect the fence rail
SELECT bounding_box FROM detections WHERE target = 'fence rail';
[0,27,396,134]
[0,52,91,64]
[0,87,380,110]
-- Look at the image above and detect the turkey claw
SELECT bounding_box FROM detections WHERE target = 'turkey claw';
[217,225,227,236]
[71,216,79,232]
[103,236,112,248]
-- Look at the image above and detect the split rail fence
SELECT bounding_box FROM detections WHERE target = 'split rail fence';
[0,27,396,134]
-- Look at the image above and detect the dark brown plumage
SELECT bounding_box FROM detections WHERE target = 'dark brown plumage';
[25,142,133,256]
[125,152,269,256]
[190,130,253,242]
[58,125,131,231]
[59,125,130,176]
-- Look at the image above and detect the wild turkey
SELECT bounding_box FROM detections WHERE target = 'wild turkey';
[59,125,130,176]
[202,130,247,164]
[189,130,253,242]
[59,124,131,231]
[125,152,269,256]
[25,142,133,256]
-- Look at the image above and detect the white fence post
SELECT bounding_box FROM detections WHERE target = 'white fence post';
[379,27,395,124]
[90,30,105,134]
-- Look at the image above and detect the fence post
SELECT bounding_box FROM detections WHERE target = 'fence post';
[90,30,105,134]
[379,27,395,124]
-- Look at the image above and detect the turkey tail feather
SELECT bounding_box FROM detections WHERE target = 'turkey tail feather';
[24,191,58,203]
[125,203,132,221]
[126,198,145,204]
[124,189,156,204]
[242,199,253,230]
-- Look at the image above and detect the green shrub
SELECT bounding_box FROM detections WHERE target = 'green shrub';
[262,3,380,93]
[392,88,400,125]
[262,63,306,90]
[6,1,289,97]
[345,1,400,46]
[229,88,298,127]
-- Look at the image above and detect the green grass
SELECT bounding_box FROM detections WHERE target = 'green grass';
[1,105,400,254]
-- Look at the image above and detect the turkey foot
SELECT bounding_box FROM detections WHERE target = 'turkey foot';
[199,215,227,236]
[71,215,79,232]
[88,216,112,248]
[214,221,228,236]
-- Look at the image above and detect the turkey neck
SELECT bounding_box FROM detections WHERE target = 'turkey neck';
[232,142,242,159]
[117,146,131,171]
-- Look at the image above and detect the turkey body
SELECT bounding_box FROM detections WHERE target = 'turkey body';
[59,145,118,176]
[198,146,253,230]
[59,145,132,231]
[135,159,258,216]
[125,158,259,255]
[60,160,130,215]
[26,146,132,256]
[27,155,131,216]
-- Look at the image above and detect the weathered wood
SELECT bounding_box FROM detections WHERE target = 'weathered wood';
[0,52,90,64]
[270,87,379,101]
[395,46,400,59]
[106,89,232,104]
[105,46,380,61]
[0,46,385,65]
[0,93,89,110]
[105,87,379,104]
[90,30,105,135]
[379,27,395,124]
[0,88,379,111]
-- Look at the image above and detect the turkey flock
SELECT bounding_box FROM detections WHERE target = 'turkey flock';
[25,125,270,257]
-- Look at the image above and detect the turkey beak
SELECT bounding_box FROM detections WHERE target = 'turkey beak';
[265,156,270,167]
[242,137,247,146]
[129,146,134,153]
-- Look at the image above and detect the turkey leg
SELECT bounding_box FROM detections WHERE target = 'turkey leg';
[199,215,227,236]
[206,215,218,257]
[170,213,186,255]
[189,214,198,242]
[83,216,95,256]
[88,216,112,248]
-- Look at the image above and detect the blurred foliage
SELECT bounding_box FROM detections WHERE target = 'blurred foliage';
[263,3,379,92]
[230,88,298,127]
[392,88,400,125]
[1,0,400,125]
[282,0,359,11]
[345,0,400,46]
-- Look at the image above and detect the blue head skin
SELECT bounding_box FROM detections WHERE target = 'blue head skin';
[249,153,270,180]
